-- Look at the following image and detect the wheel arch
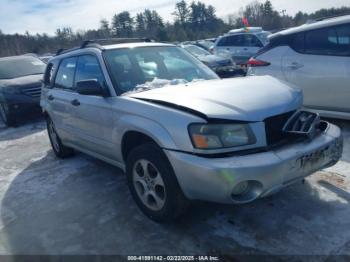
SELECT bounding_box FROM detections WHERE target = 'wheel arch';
[121,131,159,162]
[118,115,178,162]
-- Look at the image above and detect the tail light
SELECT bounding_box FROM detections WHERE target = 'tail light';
[247,57,270,67]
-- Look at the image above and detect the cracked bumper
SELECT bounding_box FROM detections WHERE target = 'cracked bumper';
[165,123,343,204]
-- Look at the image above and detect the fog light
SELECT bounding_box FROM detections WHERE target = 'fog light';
[232,181,249,195]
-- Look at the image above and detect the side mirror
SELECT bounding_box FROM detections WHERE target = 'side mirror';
[76,79,105,96]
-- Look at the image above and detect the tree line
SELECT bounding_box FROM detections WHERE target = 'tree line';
[0,0,349,57]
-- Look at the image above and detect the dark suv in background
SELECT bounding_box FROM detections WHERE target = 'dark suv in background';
[0,55,46,126]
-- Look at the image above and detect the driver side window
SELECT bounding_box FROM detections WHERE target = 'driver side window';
[55,57,77,90]
[74,55,105,87]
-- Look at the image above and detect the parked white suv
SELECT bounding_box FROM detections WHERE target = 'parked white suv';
[248,15,350,120]
[213,27,271,67]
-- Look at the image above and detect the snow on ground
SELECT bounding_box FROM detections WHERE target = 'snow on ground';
[0,117,349,257]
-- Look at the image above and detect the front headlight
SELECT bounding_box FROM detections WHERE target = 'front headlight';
[189,123,256,149]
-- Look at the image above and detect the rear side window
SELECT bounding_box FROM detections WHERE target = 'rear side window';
[290,33,305,53]
[337,25,350,45]
[304,24,350,56]
[54,57,77,89]
[219,34,262,47]
[227,35,243,46]
[217,37,228,46]
[44,60,59,87]
[75,55,105,87]
[217,35,242,47]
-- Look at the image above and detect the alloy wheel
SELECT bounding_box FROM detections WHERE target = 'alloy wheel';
[132,159,166,211]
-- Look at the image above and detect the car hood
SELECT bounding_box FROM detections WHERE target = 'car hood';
[128,76,302,122]
[0,74,43,89]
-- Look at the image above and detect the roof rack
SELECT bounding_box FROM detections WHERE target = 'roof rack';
[56,37,153,56]
[56,47,80,56]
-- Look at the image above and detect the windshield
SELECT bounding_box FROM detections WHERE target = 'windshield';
[104,46,218,94]
[0,56,46,79]
[183,45,211,57]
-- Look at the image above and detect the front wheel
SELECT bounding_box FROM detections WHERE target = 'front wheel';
[47,117,74,158]
[0,102,16,127]
[126,143,188,223]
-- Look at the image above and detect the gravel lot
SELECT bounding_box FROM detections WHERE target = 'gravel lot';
[0,116,349,257]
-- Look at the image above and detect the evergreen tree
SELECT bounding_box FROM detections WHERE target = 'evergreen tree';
[99,19,111,37]
[111,11,134,37]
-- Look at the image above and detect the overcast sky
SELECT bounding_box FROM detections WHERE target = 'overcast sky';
[0,0,349,34]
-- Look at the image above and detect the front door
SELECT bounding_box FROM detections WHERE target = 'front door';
[71,54,115,159]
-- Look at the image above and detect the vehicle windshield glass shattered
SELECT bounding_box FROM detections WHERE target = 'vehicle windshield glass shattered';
[104,46,218,94]
[0,56,46,79]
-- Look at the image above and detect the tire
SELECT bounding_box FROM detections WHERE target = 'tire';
[46,117,74,158]
[126,142,188,223]
[0,102,16,127]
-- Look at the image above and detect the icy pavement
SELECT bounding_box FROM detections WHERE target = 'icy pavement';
[0,117,349,257]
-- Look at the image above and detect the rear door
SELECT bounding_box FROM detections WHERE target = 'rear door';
[71,54,115,159]
[282,24,350,112]
[47,57,79,144]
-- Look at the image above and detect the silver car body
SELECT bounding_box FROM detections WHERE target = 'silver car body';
[41,42,343,204]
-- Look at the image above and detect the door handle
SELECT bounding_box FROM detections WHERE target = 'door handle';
[243,48,248,51]
[287,62,304,70]
[48,94,54,101]
[71,99,80,106]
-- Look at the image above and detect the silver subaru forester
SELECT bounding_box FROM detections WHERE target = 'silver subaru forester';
[40,39,343,222]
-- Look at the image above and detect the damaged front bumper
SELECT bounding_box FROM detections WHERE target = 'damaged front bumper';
[164,122,343,204]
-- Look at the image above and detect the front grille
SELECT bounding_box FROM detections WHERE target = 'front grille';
[264,111,295,146]
[283,111,320,139]
[22,85,42,98]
